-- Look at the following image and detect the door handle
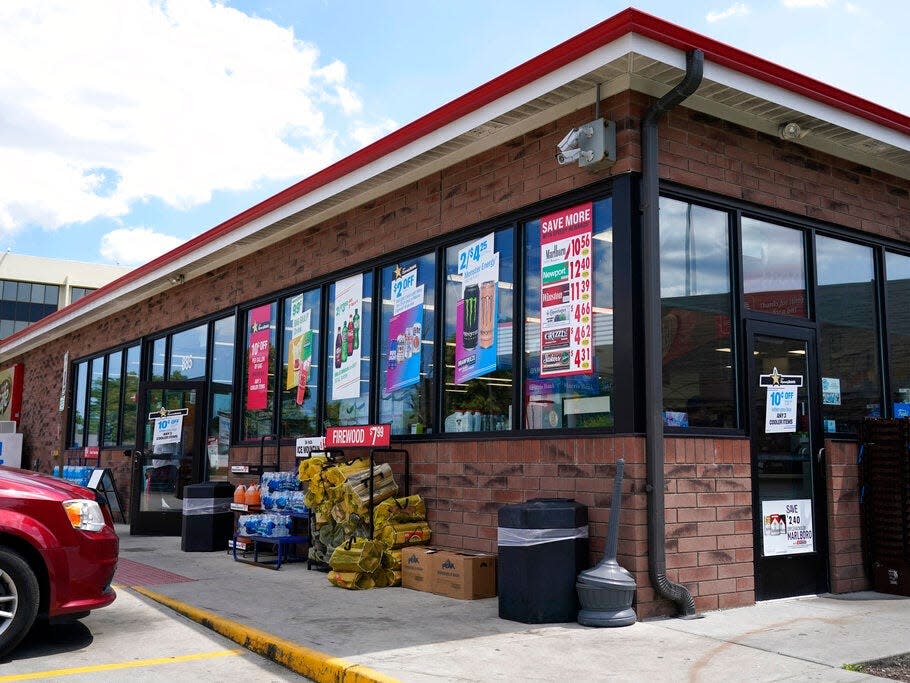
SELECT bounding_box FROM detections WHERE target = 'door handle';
[816,447,825,464]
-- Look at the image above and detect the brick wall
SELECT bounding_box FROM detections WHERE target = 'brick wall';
[825,439,869,592]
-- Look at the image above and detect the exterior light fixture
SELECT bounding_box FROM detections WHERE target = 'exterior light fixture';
[778,122,803,141]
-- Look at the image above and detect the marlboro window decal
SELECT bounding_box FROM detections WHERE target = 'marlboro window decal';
[325,272,372,427]
[443,228,514,433]
[523,198,613,430]
[241,302,276,440]
[280,287,321,438]
[379,253,436,436]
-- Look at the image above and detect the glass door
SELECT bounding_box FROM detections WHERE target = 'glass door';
[130,381,206,535]
[747,321,828,599]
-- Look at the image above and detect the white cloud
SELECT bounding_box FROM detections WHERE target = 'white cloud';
[844,2,862,13]
[99,227,183,265]
[781,0,831,8]
[706,3,750,22]
[350,119,399,148]
[0,0,364,239]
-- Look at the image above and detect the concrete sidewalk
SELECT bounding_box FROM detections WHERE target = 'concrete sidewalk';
[113,526,909,682]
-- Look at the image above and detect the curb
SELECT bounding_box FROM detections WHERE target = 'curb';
[127,585,400,683]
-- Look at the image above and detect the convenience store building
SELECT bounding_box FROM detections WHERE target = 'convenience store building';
[4,9,910,618]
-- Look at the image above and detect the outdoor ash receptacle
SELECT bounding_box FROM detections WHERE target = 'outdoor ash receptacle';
[576,458,636,627]
[497,498,589,623]
[181,481,235,552]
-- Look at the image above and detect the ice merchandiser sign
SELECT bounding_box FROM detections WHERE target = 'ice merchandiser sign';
[539,202,594,377]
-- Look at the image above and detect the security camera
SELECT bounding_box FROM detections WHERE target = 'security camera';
[555,127,582,165]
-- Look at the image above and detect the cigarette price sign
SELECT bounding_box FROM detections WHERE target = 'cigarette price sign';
[325,424,391,448]
[539,202,594,377]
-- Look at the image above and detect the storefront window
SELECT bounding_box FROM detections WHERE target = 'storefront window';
[379,253,436,435]
[280,289,321,437]
[102,351,122,446]
[445,229,513,432]
[660,198,735,429]
[150,337,166,381]
[71,361,88,447]
[241,302,277,440]
[121,345,140,445]
[741,218,807,317]
[86,358,103,447]
[816,236,880,433]
[208,316,235,478]
[524,201,613,430]
[325,273,372,427]
[168,324,208,381]
[886,252,910,417]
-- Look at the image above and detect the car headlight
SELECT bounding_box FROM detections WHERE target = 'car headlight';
[63,499,106,532]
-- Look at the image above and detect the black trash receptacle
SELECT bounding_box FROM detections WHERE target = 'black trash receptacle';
[497,498,589,623]
[181,481,235,552]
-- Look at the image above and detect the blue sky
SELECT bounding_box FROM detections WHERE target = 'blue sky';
[0,0,906,266]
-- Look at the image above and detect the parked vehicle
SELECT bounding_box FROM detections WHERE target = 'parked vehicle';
[0,466,119,658]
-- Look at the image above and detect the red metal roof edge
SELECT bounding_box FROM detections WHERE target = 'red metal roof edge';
[5,7,909,350]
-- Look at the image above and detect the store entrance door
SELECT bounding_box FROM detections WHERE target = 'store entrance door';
[746,321,829,600]
[130,381,206,535]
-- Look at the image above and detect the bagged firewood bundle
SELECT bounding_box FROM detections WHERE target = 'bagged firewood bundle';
[373,494,426,527]
[329,538,384,573]
[378,521,432,549]
[327,570,376,590]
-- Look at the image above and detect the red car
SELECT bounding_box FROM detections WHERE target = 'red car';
[0,466,119,658]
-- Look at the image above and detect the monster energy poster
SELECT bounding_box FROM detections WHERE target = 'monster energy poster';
[454,233,499,384]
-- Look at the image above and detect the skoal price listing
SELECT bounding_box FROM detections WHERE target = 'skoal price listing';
[539,202,594,378]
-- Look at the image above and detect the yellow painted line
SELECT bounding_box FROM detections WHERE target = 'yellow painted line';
[0,649,241,681]
[131,585,400,683]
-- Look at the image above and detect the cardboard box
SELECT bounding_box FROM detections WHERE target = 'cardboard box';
[430,549,497,600]
[401,546,436,592]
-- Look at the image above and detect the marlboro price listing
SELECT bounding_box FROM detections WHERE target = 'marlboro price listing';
[539,202,594,378]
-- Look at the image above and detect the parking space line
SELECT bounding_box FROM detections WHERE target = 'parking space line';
[0,649,242,681]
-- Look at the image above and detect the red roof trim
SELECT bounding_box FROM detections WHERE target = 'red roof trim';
[5,8,909,349]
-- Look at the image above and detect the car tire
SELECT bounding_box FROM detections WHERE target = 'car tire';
[0,548,40,660]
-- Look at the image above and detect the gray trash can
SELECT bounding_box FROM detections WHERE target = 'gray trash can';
[181,481,235,552]
[497,498,589,623]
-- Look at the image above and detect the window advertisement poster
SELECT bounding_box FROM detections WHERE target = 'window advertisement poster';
[761,499,814,556]
[152,415,183,446]
[539,202,594,377]
[285,295,314,407]
[246,304,271,410]
[454,233,499,384]
[385,265,424,393]
[821,377,841,405]
[332,273,363,400]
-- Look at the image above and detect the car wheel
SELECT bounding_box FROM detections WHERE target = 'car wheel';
[0,548,39,659]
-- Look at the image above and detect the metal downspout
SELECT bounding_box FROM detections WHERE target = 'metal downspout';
[641,48,704,617]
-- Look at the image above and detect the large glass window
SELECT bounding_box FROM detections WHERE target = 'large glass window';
[741,218,807,317]
[168,324,208,381]
[816,236,880,433]
[523,200,613,430]
[325,273,373,427]
[379,253,436,435]
[280,289,321,437]
[71,361,88,447]
[241,303,277,440]
[121,345,140,445]
[150,337,166,381]
[208,315,235,478]
[86,358,103,447]
[446,229,514,432]
[102,351,122,446]
[886,252,910,417]
[660,198,735,429]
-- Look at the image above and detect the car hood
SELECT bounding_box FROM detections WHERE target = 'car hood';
[0,466,95,501]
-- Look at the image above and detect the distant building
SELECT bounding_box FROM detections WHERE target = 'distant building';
[0,253,129,338]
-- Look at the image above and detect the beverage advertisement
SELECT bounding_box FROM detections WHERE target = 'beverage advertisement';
[246,304,271,410]
[284,295,313,407]
[539,202,594,377]
[332,273,363,400]
[454,233,499,384]
[0,363,23,423]
[385,265,424,393]
[761,499,814,556]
